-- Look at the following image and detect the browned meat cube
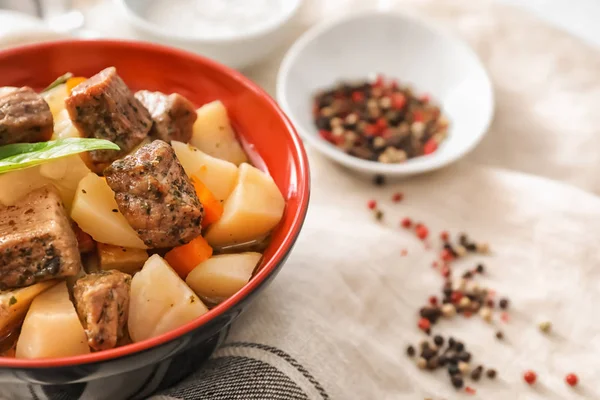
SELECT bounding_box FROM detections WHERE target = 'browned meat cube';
[104,140,203,248]
[0,87,53,145]
[73,270,131,351]
[65,67,152,173]
[0,186,81,290]
[135,90,197,143]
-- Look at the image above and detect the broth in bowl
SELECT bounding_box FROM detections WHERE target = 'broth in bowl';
[0,67,285,358]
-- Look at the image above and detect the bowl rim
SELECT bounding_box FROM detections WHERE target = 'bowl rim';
[0,39,311,368]
[276,9,495,176]
[115,0,304,44]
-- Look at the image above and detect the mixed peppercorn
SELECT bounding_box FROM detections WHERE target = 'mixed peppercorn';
[366,189,581,392]
[312,75,448,163]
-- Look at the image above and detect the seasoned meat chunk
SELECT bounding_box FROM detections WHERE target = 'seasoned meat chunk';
[104,140,204,248]
[135,90,197,143]
[0,87,53,145]
[65,67,152,173]
[0,186,81,290]
[73,270,131,351]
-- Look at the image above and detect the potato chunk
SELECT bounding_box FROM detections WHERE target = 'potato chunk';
[0,281,58,337]
[97,243,148,274]
[71,173,146,249]
[186,252,261,303]
[190,101,248,165]
[15,282,90,358]
[205,164,285,247]
[172,141,238,202]
[128,255,208,342]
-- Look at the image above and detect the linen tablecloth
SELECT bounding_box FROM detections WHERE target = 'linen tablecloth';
[9,0,600,399]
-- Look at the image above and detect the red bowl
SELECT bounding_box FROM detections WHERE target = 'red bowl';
[0,40,309,394]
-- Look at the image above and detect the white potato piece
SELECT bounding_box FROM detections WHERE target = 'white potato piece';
[41,83,69,119]
[0,87,17,96]
[172,141,238,202]
[40,155,91,209]
[205,164,285,247]
[16,282,90,359]
[0,167,51,206]
[52,109,81,140]
[186,252,261,302]
[190,101,248,165]
[71,172,146,249]
[128,255,208,342]
[0,281,58,337]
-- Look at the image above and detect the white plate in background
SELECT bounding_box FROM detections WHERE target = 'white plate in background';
[277,10,494,177]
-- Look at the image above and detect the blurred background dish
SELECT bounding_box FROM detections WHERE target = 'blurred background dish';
[277,10,494,177]
[0,9,70,49]
[116,0,304,70]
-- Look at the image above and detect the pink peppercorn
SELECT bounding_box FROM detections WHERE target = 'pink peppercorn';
[415,224,429,240]
[367,200,377,210]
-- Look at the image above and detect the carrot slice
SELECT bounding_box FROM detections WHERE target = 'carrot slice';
[164,236,213,279]
[66,77,87,94]
[191,175,224,228]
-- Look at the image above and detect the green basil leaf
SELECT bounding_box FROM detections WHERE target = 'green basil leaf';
[0,138,119,174]
[41,72,73,93]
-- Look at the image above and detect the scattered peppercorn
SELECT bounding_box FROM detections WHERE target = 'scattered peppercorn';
[373,174,386,186]
[392,192,403,202]
[565,373,578,387]
[454,342,465,352]
[406,345,416,357]
[367,200,377,210]
[486,369,497,379]
[495,331,504,340]
[465,386,476,395]
[458,361,470,374]
[375,210,384,221]
[401,217,412,228]
[451,375,464,389]
[416,224,429,240]
[440,231,449,241]
[418,318,431,332]
[538,321,552,333]
[429,296,438,306]
[475,264,484,274]
[470,366,483,381]
[523,370,537,385]
[448,364,460,376]
[458,352,471,362]
[434,335,444,347]
[499,298,509,309]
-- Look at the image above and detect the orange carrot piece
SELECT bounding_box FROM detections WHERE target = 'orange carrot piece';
[191,175,224,228]
[66,77,87,94]
[164,235,213,279]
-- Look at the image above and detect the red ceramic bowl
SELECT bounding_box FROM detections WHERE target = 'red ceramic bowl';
[0,40,309,397]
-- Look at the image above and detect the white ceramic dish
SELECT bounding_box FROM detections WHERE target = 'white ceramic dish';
[277,10,494,176]
[0,10,70,50]
[116,0,303,70]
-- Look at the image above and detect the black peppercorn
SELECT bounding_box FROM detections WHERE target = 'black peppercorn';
[465,243,477,252]
[438,355,447,367]
[406,345,416,357]
[433,335,444,347]
[459,233,468,245]
[476,264,485,273]
[499,298,509,309]
[454,341,465,352]
[471,366,483,381]
[448,337,456,348]
[458,352,471,362]
[462,271,473,279]
[495,331,504,340]
[427,357,439,370]
[486,369,497,379]
[373,174,385,186]
[451,375,464,389]
[421,347,436,360]
[448,364,460,376]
